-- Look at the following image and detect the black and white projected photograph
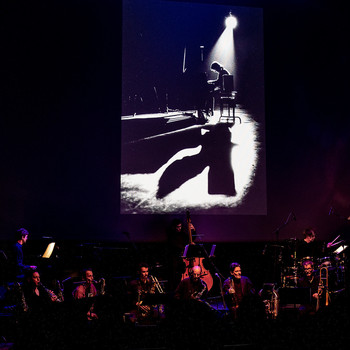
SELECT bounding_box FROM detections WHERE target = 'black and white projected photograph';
[121,0,266,215]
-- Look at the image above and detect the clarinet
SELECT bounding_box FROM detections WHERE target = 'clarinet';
[39,282,61,302]
[56,280,64,302]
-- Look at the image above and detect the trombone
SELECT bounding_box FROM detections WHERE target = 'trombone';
[316,266,330,311]
[150,275,164,294]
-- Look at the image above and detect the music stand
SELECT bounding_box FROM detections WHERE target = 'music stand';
[42,242,55,259]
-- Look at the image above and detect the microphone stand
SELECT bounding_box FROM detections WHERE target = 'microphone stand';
[215,273,226,310]
[272,212,296,286]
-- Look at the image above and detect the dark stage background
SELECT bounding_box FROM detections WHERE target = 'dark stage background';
[1,0,350,244]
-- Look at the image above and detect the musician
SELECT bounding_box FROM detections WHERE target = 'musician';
[297,227,324,261]
[297,260,320,315]
[174,265,207,301]
[13,228,37,280]
[223,262,255,315]
[72,268,98,320]
[21,268,59,313]
[167,218,196,290]
[127,263,162,323]
[15,269,62,349]
[208,61,230,91]
[72,268,98,299]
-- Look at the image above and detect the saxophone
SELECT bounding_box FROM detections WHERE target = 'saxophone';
[270,287,279,319]
[191,280,207,300]
[99,278,105,296]
[15,282,28,312]
[137,278,153,318]
[230,278,239,309]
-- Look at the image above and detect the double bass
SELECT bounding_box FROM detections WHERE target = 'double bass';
[181,211,213,291]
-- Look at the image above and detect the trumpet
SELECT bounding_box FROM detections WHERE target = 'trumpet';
[316,267,330,311]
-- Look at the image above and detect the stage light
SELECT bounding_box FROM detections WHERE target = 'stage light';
[225,13,237,29]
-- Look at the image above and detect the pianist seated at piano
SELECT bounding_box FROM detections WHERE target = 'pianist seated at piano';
[207,61,230,93]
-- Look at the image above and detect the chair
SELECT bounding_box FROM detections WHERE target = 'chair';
[219,75,241,124]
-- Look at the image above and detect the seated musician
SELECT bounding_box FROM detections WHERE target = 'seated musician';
[19,268,61,314]
[72,268,99,320]
[297,227,324,261]
[297,259,321,315]
[207,61,230,91]
[223,262,255,317]
[174,265,207,301]
[126,262,163,324]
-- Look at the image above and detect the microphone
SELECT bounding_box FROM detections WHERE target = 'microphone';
[328,207,334,216]
[215,273,221,279]
[292,212,296,221]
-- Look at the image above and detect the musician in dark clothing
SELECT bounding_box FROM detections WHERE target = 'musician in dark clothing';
[174,265,207,301]
[208,61,230,91]
[126,263,162,323]
[72,268,99,321]
[13,228,36,280]
[166,218,196,290]
[297,260,321,315]
[15,270,63,350]
[297,227,323,260]
[223,262,255,315]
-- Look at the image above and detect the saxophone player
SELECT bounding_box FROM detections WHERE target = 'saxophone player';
[223,262,255,317]
[174,265,208,301]
[126,263,161,323]
[72,268,99,320]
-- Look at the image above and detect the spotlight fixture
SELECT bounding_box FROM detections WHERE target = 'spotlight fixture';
[225,12,237,29]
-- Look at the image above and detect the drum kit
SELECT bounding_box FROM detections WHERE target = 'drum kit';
[279,237,347,291]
